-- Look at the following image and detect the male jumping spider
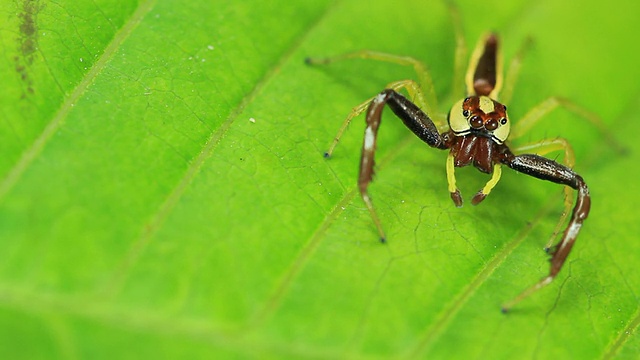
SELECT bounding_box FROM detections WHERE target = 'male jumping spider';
[306,27,614,311]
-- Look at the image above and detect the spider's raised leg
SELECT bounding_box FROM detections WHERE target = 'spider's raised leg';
[509,96,621,249]
[447,0,467,99]
[499,37,533,105]
[306,51,440,116]
[360,89,450,241]
[323,79,445,157]
[510,97,625,153]
[499,153,590,312]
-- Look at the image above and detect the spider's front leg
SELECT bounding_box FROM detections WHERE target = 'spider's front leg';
[500,153,591,312]
[360,89,451,242]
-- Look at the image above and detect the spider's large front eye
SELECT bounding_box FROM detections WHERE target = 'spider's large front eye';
[448,98,471,135]
[485,118,499,131]
[470,115,483,129]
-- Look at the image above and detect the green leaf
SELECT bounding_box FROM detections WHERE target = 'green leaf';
[1,0,639,358]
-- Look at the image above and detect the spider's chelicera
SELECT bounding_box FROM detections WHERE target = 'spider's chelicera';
[308,32,599,311]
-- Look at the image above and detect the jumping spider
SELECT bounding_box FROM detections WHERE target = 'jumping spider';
[306,26,617,311]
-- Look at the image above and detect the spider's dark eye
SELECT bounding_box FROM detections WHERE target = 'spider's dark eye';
[500,118,507,125]
[462,110,469,117]
[503,105,507,111]
[470,115,483,128]
[485,119,499,131]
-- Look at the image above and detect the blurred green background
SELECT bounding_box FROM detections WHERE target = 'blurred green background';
[1,0,639,358]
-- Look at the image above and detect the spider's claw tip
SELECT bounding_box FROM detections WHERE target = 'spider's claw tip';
[450,191,463,207]
[500,306,510,314]
[471,192,486,205]
[379,237,386,244]
[323,152,331,158]
[544,246,558,256]
[304,57,312,65]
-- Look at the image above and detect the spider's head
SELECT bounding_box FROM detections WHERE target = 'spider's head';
[448,96,510,144]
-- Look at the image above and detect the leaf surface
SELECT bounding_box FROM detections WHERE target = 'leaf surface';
[1,0,639,358]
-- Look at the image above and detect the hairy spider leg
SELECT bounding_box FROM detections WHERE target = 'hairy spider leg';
[499,37,533,105]
[361,89,448,241]
[512,138,576,249]
[446,0,467,100]
[510,97,625,153]
[306,51,440,116]
[509,96,623,249]
[500,152,590,312]
[323,79,443,157]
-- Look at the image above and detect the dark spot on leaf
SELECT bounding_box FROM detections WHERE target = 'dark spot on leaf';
[15,0,42,97]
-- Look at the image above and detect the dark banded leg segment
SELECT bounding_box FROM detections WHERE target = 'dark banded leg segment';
[360,89,447,242]
[512,138,576,250]
[500,154,591,312]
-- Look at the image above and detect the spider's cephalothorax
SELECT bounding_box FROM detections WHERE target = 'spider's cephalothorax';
[308,30,603,311]
[449,96,510,145]
[448,95,510,169]
[444,95,512,206]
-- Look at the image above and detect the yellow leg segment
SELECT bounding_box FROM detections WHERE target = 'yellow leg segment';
[446,153,462,207]
[471,164,502,205]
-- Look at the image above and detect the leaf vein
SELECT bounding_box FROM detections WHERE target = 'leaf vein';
[406,195,561,358]
[0,0,158,202]
[99,0,339,299]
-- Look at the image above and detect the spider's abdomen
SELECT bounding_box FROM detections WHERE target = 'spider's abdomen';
[450,134,498,173]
